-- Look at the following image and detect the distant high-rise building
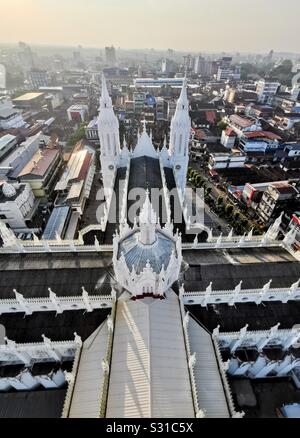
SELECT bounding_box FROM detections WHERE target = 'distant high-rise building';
[29,69,50,89]
[0,64,6,89]
[105,46,117,66]
[183,54,194,72]
[18,42,34,73]
[161,58,177,75]
[194,56,212,77]
[266,50,274,64]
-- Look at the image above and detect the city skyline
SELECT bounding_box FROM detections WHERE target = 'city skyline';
[1,0,300,54]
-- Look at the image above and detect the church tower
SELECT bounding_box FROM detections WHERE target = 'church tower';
[97,74,121,194]
[169,78,191,195]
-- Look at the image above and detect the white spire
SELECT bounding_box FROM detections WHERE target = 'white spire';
[139,189,157,245]
[176,77,189,112]
[100,73,112,108]
[169,77,191,195]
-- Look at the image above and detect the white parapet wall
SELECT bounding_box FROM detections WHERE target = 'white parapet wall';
[0,290,113,315]
[0,334,81,366]
[180,280,300,307]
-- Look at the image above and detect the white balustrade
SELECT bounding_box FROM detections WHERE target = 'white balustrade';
[181,279,300,306]
[0,290,113,316]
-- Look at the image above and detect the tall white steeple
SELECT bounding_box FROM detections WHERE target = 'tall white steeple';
[139,189,157,245]
[97,73,121,192]
[169,78,191,194]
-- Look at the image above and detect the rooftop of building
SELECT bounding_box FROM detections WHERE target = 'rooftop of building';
[215,165,299,185]
[55,148,93,191]
[0,134,16,151]
[13,92,44,102]
[229,378,300,418]
[67,104,89,111]
[183,246,300,292]
[17,147,59,178]
[0,308,110,344]
[229,114,257,128]
[0,389,66,418]
[0,251,114,299]
[243,131,282,141]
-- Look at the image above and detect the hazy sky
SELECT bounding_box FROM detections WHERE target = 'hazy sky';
[1,0,300,53]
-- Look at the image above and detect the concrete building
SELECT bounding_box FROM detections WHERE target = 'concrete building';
[13,92,46,111]
[161,58,177,75]
[257,182,299,224]
[227,114,262,138]
[85,118,99,142]
[155,97,167,121]
[0,181,37,232]
[67,105,89,123]
[221,128,237,149]
[0,64,6,89]
[0,97,26,129]
[105,46,117,66]
[208,151,246,170]
[256,79,280,104]
[167,99,177,121]
[194,56,212,76]
[239,131,281,153]
[16,146,62,200]
[134,78,184,89]
[133,92,146,114]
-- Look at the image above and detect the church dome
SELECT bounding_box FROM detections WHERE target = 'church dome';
[1,182,17,198]
[118,229,177,275]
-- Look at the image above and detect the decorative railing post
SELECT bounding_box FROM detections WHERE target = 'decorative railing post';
[82,287,93,312]
[14,289,32,315]
[230,324,249,353]
[228,281,243,306]
[49,288,62,314]
[42,334,62,362]
[202,282,212,307]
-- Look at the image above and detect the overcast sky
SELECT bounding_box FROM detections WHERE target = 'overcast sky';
[1,0,299,53]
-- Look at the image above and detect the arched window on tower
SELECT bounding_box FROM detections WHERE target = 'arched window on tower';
[179,134,183,154]
[101,134,106,156]
[107,133,111,154]
[113,134,117,156]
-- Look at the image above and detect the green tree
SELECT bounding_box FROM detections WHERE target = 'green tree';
[225,204,234,216]
[233,210,241,220]
[67,123,87,147]
[217,120,228,130]
[217,196,224,206]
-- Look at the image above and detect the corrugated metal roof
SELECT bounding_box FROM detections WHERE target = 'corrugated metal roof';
[187,317,229,418]
[106,292,195,418]
[68,323,109,418]
[42,206,70,240]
